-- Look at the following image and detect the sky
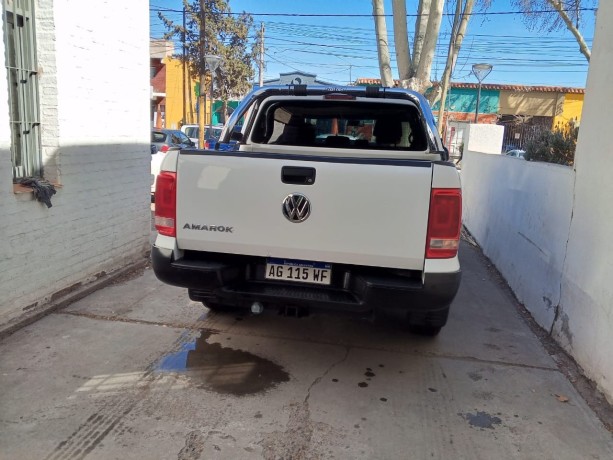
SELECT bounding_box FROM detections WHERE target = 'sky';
[149,0,597,89]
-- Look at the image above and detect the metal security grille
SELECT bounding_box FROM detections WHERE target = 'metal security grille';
[3,0,41,179]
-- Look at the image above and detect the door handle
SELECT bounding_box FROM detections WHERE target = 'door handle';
[281,166,316,185]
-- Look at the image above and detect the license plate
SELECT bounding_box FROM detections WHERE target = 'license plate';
[265,258,332,285]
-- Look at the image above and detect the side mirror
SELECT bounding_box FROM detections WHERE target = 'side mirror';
[442,146,450,161]
[151,145,157,154]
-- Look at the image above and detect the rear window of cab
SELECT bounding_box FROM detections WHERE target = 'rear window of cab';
[250,100,427,151]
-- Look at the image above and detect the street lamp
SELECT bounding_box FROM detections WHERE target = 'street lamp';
[472,63,492,123]
[205,54,222,143]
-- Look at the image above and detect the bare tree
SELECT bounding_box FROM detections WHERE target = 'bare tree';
[511,0,595,61]
[388,0,446,93]
[412,0,431,74]
[437,0,475,131]
[392,0,411,81]
[372,0,394,86]
[408,0,445,92]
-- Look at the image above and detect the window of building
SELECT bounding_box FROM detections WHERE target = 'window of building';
[3,0,41,179]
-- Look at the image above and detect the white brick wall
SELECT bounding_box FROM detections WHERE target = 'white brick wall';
[0,0,151,323]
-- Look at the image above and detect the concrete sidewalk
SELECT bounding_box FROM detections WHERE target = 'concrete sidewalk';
[1,242,612,459]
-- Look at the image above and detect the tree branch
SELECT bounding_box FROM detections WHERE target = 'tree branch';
[546,0,591,61]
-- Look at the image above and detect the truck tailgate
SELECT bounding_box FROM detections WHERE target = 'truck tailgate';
[175,153,433,270]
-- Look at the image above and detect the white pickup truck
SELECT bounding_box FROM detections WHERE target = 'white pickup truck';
[152,85,461,335]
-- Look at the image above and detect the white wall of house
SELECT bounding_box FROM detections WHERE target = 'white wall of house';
[462,151,574,330]
[557,0,613,402]
[462,1,613,402]
[0,0,151,324]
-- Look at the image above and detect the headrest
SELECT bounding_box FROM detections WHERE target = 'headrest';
[373,118,402,145]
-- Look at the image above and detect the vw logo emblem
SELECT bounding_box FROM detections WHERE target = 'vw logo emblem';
[282,193,311,223]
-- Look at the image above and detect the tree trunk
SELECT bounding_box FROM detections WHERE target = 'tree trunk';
[546,0,591,61]
[407,0,445,94]
[392,0,411,82]
[437,0,475,132]
[410,0,444,93]
[372,0,394,87]
[412,0,431,77]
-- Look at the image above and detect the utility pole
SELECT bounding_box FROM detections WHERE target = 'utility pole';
[198,0,207,149]
[182,7,186,126]
[258,22,265,88]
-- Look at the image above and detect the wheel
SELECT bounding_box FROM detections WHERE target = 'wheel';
[408,324,442,337]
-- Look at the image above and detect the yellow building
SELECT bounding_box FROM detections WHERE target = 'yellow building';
[163,57,206,129]
[498,87,584,128]
[553,92,584,129]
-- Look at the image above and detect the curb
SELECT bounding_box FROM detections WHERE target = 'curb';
[0,259,149,341]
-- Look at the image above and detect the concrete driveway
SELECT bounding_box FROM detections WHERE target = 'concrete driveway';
[1,242,612,459]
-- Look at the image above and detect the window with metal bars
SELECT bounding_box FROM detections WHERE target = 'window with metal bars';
[3,0,41,179]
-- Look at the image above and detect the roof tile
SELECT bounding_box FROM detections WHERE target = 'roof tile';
[354,78,585,94]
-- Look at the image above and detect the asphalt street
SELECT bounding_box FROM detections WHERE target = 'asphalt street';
[1,242,612,459]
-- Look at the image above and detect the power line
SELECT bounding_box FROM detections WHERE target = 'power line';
[149,7,597,18]
[151,5,592,84]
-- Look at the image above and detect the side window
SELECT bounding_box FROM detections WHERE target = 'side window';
[178,132,190,144]
[3,0,41,179]
[185,127,198,138]
[152,132,166,143]
[171,133,181,144]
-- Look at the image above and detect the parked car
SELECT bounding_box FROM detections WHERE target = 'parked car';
[151,128,192,195]
[181,124,224,149]
[152,128,195,153]
[151,144,178,195]
[506,149,526,159]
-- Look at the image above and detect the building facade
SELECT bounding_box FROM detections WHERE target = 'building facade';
[0,0,151,327]
[150,40,242,129]
[355,78,585,154]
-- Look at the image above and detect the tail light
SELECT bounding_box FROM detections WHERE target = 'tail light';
[203,140,210,149]
[426,188,462,259]
[154,171,177,237]
[160,145,170,153]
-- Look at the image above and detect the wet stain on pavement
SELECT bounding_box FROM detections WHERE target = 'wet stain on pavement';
[156,331,289,396]
[358,382,368,388]
[468,371,483,382]
[460,411,502,429]
[365,371,375,378]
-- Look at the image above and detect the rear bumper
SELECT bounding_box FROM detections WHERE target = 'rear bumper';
[152,246,460,323]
